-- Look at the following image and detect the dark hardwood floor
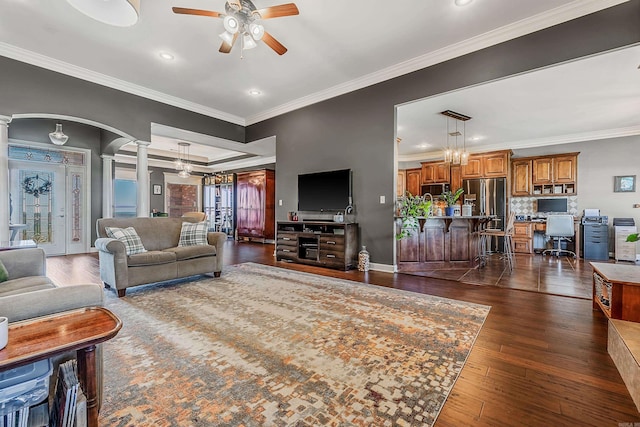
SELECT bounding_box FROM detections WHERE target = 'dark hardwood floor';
[47,241,640,426]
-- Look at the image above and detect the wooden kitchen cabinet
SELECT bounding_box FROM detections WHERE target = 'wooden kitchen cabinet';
[397,170,406,197]
[405,168,422,196]
[461,150,510,179]
[236,169,275,241]
[554,155,577,183]
[483,151,509,177]
[450,165,462,192]
[513,222,533,254]
[532,158,553,184]
[421,162,449,184]
[461,157,483,178]
[512,159,532,196]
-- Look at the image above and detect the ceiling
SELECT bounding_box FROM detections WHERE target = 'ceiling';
[397,44,640,163]
[0,0,632,170]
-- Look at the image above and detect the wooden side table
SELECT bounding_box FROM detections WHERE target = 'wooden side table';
[591,262,640,322]
[0,307,122,427]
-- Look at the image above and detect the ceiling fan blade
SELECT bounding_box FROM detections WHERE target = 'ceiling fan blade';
[255,3,299,19]
[262,31,288,55]
[172,7,223,18]
[219,33,238,54]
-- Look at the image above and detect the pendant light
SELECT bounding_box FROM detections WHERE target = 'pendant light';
[49,123,69,146]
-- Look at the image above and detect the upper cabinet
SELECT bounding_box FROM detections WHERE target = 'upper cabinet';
[553,155,577,183]
[397,170,406,197]
[532,158,553,184]
[512,152,578,196]
[461,150,510,179]
[406,168,422,196]
[512,159,532,196]
[421,161,450,184]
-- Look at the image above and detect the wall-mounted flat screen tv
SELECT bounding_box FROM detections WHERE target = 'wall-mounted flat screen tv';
[298,169,351,212]
[537,198,568,213]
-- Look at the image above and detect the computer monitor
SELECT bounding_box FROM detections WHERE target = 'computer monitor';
[537,198,568,213]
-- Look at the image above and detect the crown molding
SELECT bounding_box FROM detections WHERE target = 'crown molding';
[245,0,628,125]
[397,125,640,163]
[0,42,246,126]
[0,0,627,127]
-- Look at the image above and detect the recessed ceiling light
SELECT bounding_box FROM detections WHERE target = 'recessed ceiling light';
[248,89,262,96]
[159,52,174,60]
[455,0,473,6]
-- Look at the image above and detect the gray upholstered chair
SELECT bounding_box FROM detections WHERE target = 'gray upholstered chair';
[543,215,576,257]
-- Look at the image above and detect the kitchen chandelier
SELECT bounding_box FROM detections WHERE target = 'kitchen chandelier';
[175,142,193,178]
[441,110,471,166]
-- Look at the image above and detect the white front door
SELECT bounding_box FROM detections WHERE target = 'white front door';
[10,161,68,255]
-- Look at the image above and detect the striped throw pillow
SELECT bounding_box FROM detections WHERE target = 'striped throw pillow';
[178,222,208,247]
[105,226,147,256]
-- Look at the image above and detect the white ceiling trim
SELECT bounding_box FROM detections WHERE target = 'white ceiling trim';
[0,0,627,128]
[397,124,640,163]
[0,42,246,126]
[245,0,629,125]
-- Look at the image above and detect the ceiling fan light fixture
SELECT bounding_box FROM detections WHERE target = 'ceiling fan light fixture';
[49,123,69,146]
[223,15,240,33]
[219,30,235,45]
[66,0,140,27]
[243,33,258,50]
[249,22,265,40]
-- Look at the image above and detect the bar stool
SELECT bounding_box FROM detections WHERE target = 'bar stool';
[478,212,515,271]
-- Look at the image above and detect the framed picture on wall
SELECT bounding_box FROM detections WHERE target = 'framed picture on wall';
[614,175,636,192]
[153,184,162,195]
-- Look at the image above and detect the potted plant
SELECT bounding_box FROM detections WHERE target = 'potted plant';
[396,192,432,239]
[440,188,464,216]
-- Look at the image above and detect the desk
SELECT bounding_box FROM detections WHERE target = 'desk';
[512,219,581,257]
[0,307,122,427]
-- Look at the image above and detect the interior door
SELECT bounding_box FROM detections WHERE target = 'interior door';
[9,161,67,255]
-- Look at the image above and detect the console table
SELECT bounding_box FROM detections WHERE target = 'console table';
[276,221,358,270]
[0,307,122,427]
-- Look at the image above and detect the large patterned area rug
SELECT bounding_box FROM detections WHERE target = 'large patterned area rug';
[99,263,490,427]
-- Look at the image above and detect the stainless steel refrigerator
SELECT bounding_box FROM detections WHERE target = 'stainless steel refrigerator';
[462,178,507,250]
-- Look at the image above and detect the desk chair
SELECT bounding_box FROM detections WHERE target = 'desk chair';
[543,215,576,258]
[478,212,515,271]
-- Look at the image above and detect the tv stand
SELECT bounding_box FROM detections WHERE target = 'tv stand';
[276,221,359,270]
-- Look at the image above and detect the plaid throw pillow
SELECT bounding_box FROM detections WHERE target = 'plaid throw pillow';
[105,226,147,256]
[178,222,208,247]
[0,259,8,283]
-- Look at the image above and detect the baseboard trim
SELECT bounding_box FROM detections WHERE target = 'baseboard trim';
[369,263,395,274]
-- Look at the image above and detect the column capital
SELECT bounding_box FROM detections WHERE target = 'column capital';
[100,154,115,160]
[135,140,151,147]
[0,116,11,126]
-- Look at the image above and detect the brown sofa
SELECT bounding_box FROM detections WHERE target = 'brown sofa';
[95,217,226,297]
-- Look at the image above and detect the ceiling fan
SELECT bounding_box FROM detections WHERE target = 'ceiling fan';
[172,0,299,56]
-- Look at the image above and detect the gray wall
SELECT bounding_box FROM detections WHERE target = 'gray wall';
[0,57,245,143]
[247,1,640,266]
[1,2,639,263]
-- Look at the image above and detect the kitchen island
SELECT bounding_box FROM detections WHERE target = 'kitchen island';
[396,215,494,271]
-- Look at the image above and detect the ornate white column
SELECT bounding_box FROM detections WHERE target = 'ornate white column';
[101,154,114,218]
[135,140,151,217]
[0,116,11,242]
